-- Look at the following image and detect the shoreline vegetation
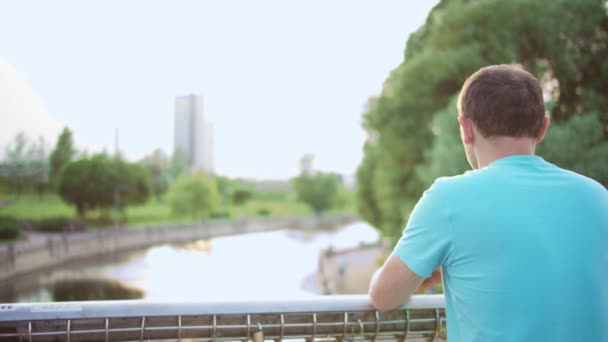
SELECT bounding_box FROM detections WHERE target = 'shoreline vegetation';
[0,191,356,243]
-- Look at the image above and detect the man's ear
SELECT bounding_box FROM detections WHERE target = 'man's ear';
[536,116,550,143]
[458,116,475,145]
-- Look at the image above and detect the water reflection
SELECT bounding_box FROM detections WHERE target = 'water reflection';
[53,278,143,302]
[7,222,378,303]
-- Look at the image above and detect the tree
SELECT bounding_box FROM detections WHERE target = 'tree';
[357,0,608,238]
[537,113,608,187]
[140,148,170,201]
[167,173,219,218]
[28,136,50,200]
[232,188,253,206]
[355,142,383,229]
[2,132,29,197]
[57,154,152,218]
[49,127,75,187]
[292,172,340,214]
[170,148,188,179]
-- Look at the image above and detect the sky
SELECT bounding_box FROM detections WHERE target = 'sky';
[0,1,437,179]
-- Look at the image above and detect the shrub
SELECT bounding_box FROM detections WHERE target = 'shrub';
[209,210,231,219]
[168,173,219,218]
[36,217,71,233]
[257,208,271,216]
[0,216,20,240]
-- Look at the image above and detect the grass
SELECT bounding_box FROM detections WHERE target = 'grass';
[0,192,327,228]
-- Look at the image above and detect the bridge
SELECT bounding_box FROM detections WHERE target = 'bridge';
[0,295,446,341]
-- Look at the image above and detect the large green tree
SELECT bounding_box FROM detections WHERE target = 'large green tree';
[57,154,152,217]
[357,0,608,239]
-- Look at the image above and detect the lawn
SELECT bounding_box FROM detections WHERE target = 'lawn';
[0,193,316,228]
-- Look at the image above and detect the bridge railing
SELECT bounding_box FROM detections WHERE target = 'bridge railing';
[0,295,446,341]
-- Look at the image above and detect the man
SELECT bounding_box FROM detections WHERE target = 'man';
[368,64,608,341]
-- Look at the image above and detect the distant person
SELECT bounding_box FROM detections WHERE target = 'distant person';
[337,258,347,288]
[368,65,608,341]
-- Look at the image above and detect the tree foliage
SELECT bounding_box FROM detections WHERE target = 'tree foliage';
[167,173,219,218]
[57,154,152,217]
[232,188,253,206]
[139,148,171,201]
[292,172,340,213]
[49,127,75,186]
[357,0,608,239]
[1,132,49,198]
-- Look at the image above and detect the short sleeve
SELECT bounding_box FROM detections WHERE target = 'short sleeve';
[394,180,453,278]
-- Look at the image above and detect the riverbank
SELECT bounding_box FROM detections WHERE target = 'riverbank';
[0,214,357,282]
[317,241,390,295]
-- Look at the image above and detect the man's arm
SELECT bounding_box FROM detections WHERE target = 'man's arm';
[368,252,424,312]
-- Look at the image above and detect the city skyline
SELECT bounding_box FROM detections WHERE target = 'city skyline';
[0,1,438,179]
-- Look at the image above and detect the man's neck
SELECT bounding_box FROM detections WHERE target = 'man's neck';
[475,136,537,168]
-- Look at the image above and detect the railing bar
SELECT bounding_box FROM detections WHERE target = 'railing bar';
[212,314,217,342]
[311,313,317,341]
[373,311,380,342]
[67,319,71,342]
[342,312,348,341]
[178,315,182,341]
[433,308,440,340]
[140,316,146,342]
[406,318,437,323]
[279,313,285,342]
[105,317,110,342]
[357,319,364,340]
[28,321,32,342]
[403,309,410,341]
[246,314,251,342]
[0,330,434,339]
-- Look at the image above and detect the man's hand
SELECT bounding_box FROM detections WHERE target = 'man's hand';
[416,268,442,292]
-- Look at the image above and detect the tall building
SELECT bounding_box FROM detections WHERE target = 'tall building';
[299,154,315,175]
[174,94,214,174]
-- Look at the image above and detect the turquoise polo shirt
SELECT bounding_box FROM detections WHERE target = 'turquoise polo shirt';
[394,155,608,341]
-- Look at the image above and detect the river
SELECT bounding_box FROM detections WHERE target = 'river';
[2,222,379,303]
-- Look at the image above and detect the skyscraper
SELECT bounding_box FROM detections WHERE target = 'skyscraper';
[174,94,214,174]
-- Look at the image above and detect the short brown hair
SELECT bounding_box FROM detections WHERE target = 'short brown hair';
[457,64,545,138]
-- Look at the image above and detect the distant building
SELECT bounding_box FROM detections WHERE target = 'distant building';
[299,154,315,175]
[240,178,291,192]
[174,94,214,174]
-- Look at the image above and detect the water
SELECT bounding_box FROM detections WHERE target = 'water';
[3,222,379,303]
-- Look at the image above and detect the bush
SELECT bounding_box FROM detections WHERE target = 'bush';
[257,208,271,217]
[291,172,340,213]
[0,216,20,240]
[36,217,71,233]
[209,210,231,219]
[231,188,253,205]
[168,173,219,218]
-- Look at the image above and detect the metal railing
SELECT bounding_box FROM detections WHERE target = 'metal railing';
[0,295,446,341]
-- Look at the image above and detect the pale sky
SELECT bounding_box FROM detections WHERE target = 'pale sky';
[0,1,437,179]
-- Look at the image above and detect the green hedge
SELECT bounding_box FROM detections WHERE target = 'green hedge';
[0,216,20,240]
[257,208,271,217]
[209,210,231,219]
[36,217,71,233]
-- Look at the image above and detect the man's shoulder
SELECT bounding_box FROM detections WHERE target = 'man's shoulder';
[556,166,606,191]
[429,170,484,192]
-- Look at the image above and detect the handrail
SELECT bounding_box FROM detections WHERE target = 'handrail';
[0,295,446,341]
